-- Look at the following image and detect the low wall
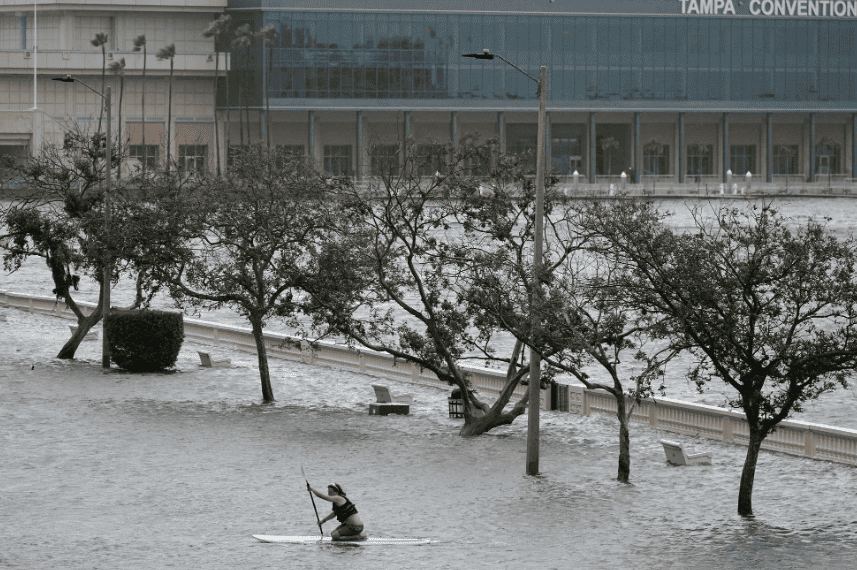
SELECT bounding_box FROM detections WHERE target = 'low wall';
[3,289,855,466]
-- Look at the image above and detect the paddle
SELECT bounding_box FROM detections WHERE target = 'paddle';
[301,466,323,537]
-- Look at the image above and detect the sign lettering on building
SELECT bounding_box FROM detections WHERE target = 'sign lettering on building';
[679,0,857,16]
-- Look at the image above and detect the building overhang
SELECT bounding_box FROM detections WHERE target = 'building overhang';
[0,1,228,14]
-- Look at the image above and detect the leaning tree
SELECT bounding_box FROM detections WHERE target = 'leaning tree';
[302,139,558,436]
[0,127,170,358]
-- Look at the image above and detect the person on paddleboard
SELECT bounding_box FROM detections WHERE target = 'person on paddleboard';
[308,483,366,541]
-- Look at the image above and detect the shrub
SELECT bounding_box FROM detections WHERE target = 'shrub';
[105,309,184,371]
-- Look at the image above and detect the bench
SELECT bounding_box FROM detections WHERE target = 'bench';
[660,440,712,466]
[369,384,412,416]
[198,351,231,368]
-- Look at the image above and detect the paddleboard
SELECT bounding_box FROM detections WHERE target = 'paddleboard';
[252,535,431,546]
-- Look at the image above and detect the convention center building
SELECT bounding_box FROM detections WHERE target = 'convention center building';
[3,0,857,187]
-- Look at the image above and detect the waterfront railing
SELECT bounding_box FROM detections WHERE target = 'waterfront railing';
[3,289,856,466]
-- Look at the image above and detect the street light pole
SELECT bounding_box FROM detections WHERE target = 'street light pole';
[527,65,547,476]
[462,50,547,476]
[52,75,112,369]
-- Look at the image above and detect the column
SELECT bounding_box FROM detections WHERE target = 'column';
[766,113,773,183]
[497,111,506,153]
[308,110,316,166]
[403,111,412,170]
[450,110,459,168]
[356,111,364,181]
[809,112,816,183]
[589,112,596,183]
[852,114,857,183]
[634,113,641,183]
[723,112,730,183]
[678,113,685,184]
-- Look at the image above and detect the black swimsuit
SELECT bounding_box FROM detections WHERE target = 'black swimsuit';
[332,497,358,522]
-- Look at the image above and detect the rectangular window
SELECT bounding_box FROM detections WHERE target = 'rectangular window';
[686,144,713,176]
[730,145,756,175]
[773,145,798,175]
[814,140,840,176]
[0,144,29,183]
[323,145,351,176]
[643,143,669,175]
[414,143,444,177]
[551,124,585,176]
[370,144,399,176]
[274,145,305,169]
[127,144,159,170]
[506,123,537,170]
[178,144,207,174]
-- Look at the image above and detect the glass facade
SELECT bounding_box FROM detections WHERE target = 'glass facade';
[227,10,857,106]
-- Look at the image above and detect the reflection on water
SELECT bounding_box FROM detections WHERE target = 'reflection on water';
[1,308,857,569]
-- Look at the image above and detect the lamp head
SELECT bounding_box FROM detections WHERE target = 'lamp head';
[52,75,75,83]
[462,48,494,60]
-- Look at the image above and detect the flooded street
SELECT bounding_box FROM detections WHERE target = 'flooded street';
[3,197,857,568]
[2,308,857,569]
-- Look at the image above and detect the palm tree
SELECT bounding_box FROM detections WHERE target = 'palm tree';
[232,24,253,148]
[156,43,176,172]
[132,35,148,175]
[108,57,126,176]
[257,24,276,151]
[91,33,109,133]
[203,15,232,176]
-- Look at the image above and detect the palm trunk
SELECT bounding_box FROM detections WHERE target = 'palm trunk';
[166,59,173,173]
[738,425,764,516]
[213,48,221,176]
[225,59,231,167]
[249,316,275,403]
[117,75,124,176]
[141,45,147,176]
[265,43,271,151]
[97,46,106,134]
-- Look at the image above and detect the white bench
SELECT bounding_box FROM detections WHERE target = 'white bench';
[660,440,712,466]
[198,351,231,368]
[369,384,412,416]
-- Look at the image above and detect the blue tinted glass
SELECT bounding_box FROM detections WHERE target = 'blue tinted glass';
[230,11,857,105]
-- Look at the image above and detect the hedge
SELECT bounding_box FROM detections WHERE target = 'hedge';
[104,309,185,372]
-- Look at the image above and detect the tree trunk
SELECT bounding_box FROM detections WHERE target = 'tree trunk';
[459,390,528,437]
[738,425,764,516]
[57,307,103,360]
[616,395,631,483]
[249,316,275,403]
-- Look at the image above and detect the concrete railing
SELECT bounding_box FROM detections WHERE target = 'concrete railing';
[3,289,856,466]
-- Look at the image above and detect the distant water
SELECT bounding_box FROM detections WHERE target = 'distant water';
[2,308,857,569]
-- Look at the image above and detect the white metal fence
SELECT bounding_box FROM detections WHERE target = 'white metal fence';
[3,289,855,466]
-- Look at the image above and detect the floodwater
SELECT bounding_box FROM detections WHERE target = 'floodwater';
[3,300,857,569]
[2,197,857,569]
